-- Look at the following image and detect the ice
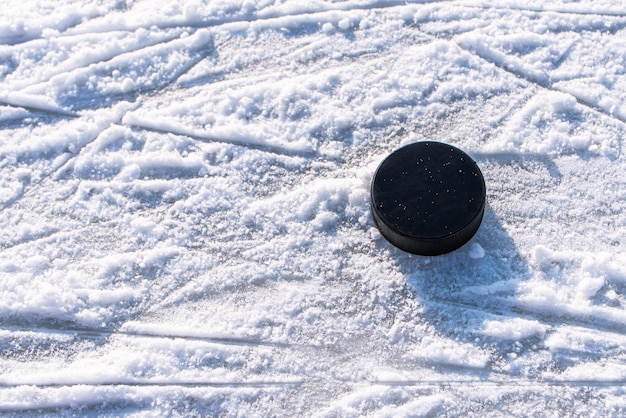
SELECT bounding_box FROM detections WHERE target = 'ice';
[1,0,626,416]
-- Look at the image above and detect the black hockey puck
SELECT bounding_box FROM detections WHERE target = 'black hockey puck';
[371,141,486,256]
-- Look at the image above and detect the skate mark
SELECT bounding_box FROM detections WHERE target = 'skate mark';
[458,3,626,18]
[109,0,458,33]
[0,115,125,211]
[454,39,626,126]
[0,6,119,47]
[0,228,61,251]
[123,118,317,157]
[0,376,624,392]
[430,297,626,338]
[0,380,304,390]
[7,31,185,92]
[176,36,323,90]
[0,324,328,349]
[0,98,78,119]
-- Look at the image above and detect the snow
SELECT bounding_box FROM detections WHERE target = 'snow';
[1,0,626,416]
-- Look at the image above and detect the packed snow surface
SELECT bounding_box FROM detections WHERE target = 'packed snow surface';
[1,0,626,416]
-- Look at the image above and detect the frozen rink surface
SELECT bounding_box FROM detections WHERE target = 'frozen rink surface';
[1,0,626,416]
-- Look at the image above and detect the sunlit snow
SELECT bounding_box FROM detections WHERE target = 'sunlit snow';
[1,0,626,416]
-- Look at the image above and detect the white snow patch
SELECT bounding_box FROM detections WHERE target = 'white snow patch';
[481,318,547,340]
[468,242,485,259]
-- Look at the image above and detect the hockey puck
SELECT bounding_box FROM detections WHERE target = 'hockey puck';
[371,141,486,256]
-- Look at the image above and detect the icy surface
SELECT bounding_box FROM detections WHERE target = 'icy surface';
[1,0,626,416]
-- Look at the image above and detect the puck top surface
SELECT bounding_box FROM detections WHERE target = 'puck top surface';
[371,141,485,254]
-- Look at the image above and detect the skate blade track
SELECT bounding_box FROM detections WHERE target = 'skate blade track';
[0,377,624,391]
[430,296,626,337]
[0,324,327,350]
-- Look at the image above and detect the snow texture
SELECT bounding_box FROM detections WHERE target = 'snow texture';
[1,0,626,416]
